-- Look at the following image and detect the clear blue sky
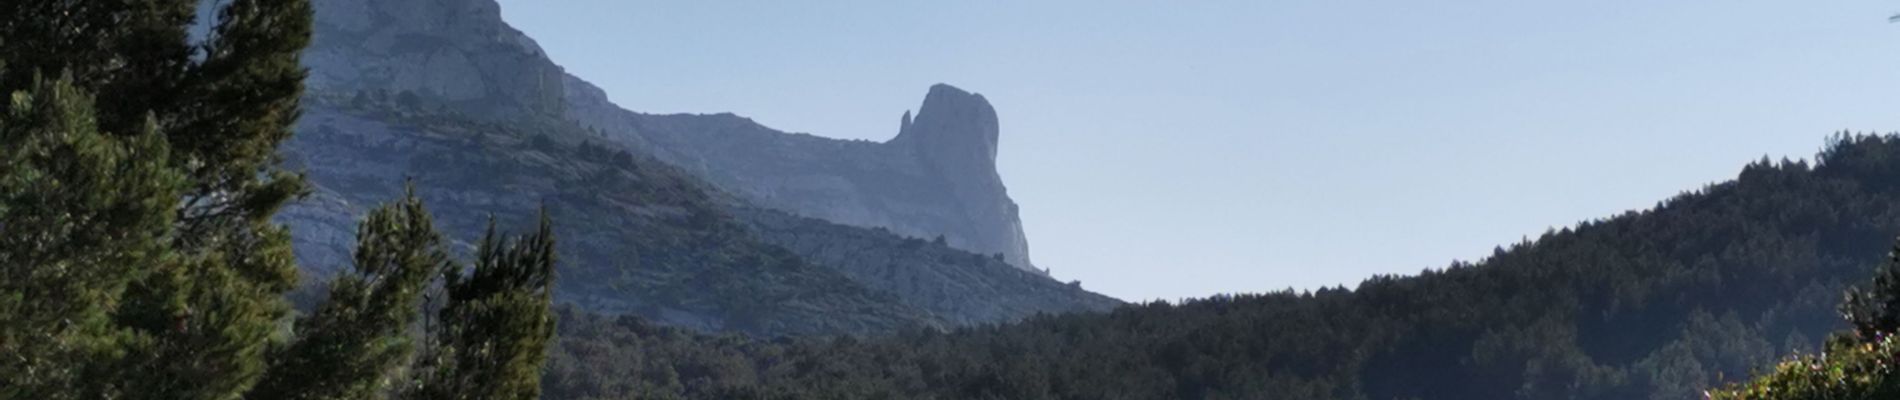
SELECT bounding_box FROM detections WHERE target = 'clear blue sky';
[494,0,1900,302]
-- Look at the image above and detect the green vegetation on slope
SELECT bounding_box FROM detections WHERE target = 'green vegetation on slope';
[736,207,1121,326]
[1711,240,1900,399]
[1714,335,1900,399]
[542,134,1900,399]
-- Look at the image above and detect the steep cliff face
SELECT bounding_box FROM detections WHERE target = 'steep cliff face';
[301,0,566,118]
[566,79,1039,271]
[890,85,1033,271]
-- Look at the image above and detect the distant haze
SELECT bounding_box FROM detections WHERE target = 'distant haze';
[495,0,1900,301]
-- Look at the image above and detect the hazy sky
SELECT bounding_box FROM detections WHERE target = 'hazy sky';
[493,1,1900,302]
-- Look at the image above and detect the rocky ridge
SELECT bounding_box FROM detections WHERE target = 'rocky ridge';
[235,0,1116,335]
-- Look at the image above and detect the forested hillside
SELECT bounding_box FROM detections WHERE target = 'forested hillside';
[543,134,1900,399]
[736,207,1120,326]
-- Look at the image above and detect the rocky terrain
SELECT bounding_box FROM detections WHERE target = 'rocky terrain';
[278,0,1041,272]
[298,0,566,119]
[236,0,1118,335]
[282,95,943,335]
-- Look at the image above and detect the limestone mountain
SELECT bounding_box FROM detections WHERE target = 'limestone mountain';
[276,0,1042,273]
[249,0,1115,335]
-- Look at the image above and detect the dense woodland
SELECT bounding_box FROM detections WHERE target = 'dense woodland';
[543,135,1900,399]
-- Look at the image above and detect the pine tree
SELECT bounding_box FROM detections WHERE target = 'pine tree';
[0,74,186,400]
[0,1,312,395]
[0,0,197,138]
[2,2,558,399]
[408,216,559,400]
[91,1,312,398]
[1843,241,1900,340]
[247,187,450,400]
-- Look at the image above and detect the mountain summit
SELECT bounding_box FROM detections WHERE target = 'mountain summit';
[895,84,1002,163]
[891,84,1030,268]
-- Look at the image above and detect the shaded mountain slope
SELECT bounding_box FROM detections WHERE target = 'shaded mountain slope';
[281,95,938,336]
[543,134,1900,399]
[275,0,1043,272]
[262,0,1120,336]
